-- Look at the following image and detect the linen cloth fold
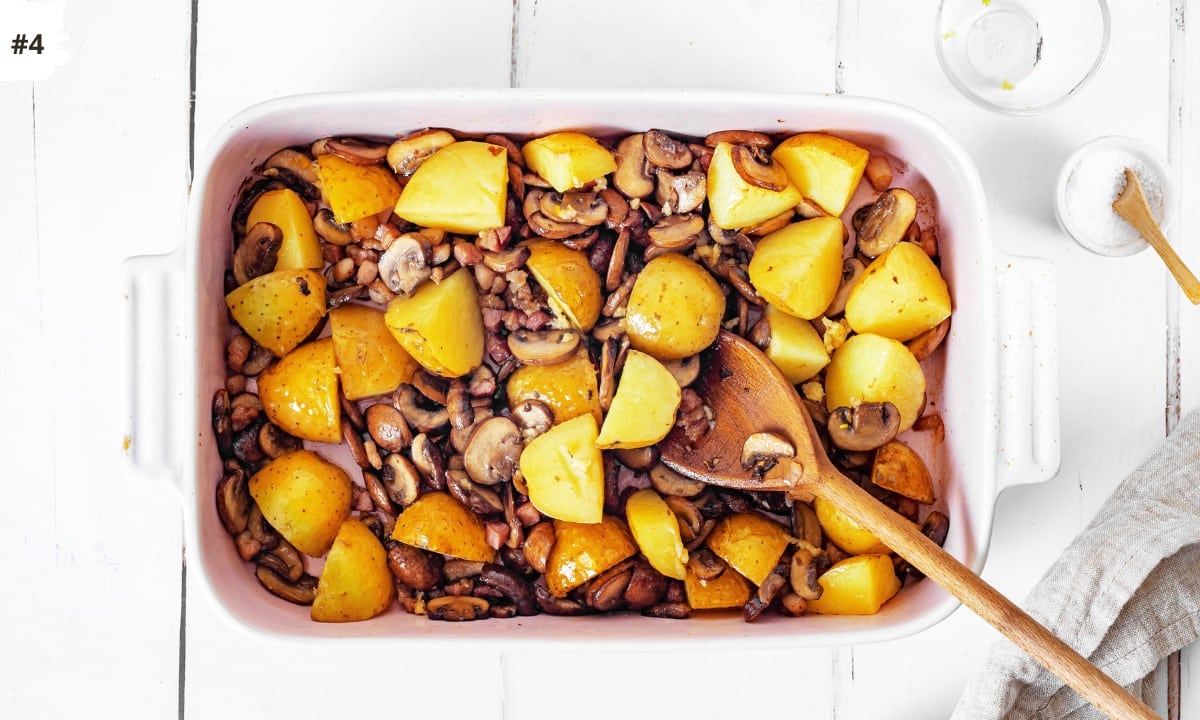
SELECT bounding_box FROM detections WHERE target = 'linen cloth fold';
[953,409,1200,720]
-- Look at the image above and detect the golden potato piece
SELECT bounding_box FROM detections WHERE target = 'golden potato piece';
[625,489,688,580]
[506,348,602,426]
[391,491,495,563]
[384,268,484,378]
[246,188,323,271]
[771,132,870,217]
[524,239,602,332]
[225,268,326,358]
[707,141,802,229]
[596,350,681,449]
[522,132,616,193]
[520,414,605,524]
[814,495,890,555]
[748,217,845,320]
[762,303,830,385]
[312,518,394,622]
[545,516,637,597]
[626,254,725,361]
[845,241,952,342]
[329,304,419,400]
[824,333,926,433]
[258,338,341,444]
[248,450,352,557]
[871,440,935,504]
[706,512,790,586]
[684,564,751,610]
[393,141,507,234]
[806,554,901,615]
[316,154,403,225]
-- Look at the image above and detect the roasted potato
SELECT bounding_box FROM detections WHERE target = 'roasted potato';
[625,488,688,580]
[246,188,323,271]
[771,132,869,217]
[257,338,341,444]
[391,491,495,563]
[596,350,681,449]
[384,268,484,378]
[506,348,602,426]
[316,154,403,225]
[748,217,845,320]
[545,516,637,597]
[525,239,602,332]
[225,268,326,358]
[825,333,926,433]
[312,518,394,622]
[806,554,901,615]
[707,141,802,229]
[329,303,419,401]
[626,254,725,360]
[393,141,506,233]
[248,449,352,557]
[706,512,791,586]
[845,241,952,342]
[520,414,605,524]
[521,132,616,193]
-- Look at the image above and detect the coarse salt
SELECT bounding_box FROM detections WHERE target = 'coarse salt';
[1062,147,1164,254]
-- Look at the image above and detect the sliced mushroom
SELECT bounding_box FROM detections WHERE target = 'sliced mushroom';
[740,432,795,475]
[642,601,691,619]
[480,564,538,616]
[507,328,580,366]
[258,422,301,459]
[377,233,432,295]
[703,130,773,148]
[215,468,251,535]
[660,355,700,388]
[539,191,608,226]
[898,510,951,582]
[446,468,504,515]
[409,432,447,490]
[731,144,788,192]
[387,128,456,176]
[622,559,668,610]
[426,594,490,621]
[527,211,588,240]
[386,541,442,590]
[612,446,658,472]
[365,403,412,453]
[392,384,449,433]
[643,129,692,170]
[583,559,635,612]
[510,399,554,442]
[647,213,704,250]
[258,540,305,583]
[313,208,353,246]
[790,547,830,601]
[687,547,726,581]
[463,417,523,486]
[534,580,590,616]
[747,316,772,350]
[613,133,654,198]
[745,562,790,622]
[825,257,867,317]
[648,462,706,498]
[664,495,704,542]
[324,137,390,165]
[233,222,283,286]
[481,245,531,273]
[264,147,318,185]
[255,566,317,605]
[380,453,421,507]
[655,168,707,215]
[744,208,794,237]
[827,402,901,452]
[854,188,917,257]
[261,166,320,203]
[907,316,951,361]
[606,228,630,292]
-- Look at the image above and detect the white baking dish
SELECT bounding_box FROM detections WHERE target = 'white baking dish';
[124,89,1059,646]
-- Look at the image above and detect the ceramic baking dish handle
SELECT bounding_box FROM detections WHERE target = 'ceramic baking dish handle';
[994,254,1061,494]
[122,249,187,491]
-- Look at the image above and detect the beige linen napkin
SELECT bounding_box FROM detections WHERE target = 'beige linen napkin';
[953,409,1200,719]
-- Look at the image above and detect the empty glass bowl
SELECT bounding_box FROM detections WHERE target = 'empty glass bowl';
[935,0,1110,115]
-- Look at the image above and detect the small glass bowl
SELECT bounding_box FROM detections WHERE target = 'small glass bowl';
[1054,136,1175,257]
[935,0,1110,115]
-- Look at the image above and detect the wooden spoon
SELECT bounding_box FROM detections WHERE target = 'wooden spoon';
[1112,167,1200,304]
[659,331,1158,720]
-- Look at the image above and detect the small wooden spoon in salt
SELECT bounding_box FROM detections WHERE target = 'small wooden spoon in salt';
[1112,167,1200,304]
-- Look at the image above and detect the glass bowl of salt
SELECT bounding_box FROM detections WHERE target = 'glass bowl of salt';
[1054,136,1174,256]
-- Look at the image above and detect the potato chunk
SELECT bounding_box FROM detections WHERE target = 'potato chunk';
[684,565,752,610]
[626,254,725,360]
[520,414,605,524]
[329,304,419,400]
[258,338,341,444]
[814,495,890,555]
[225,268,326,358]
[772,132,869,217]
[545,517,637,597]
[596,350,681,449]
[522,132,616,193]
[706,513,790,586]
[506,348,602,426]
[246,188,323,271]
[763,303,830,384]
[748,217,845,320]
[824,333,926,433]
[806,554,901,615]
[393,141,507,233]
[707,141,802,230]
[316,154,403,225]
[312,518,394,623]
[248,450,352,557]
[384,268,484,378]
[845,241,952,342]
[625,489,688,580]
[525,239,602,332]
[391,492,495,563]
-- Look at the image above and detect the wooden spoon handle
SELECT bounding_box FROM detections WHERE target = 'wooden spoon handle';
[812,466,1158,720]
[1114,195,1200,304]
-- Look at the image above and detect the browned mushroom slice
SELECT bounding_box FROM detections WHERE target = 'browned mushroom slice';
[258,422,301,459]
[686,547,726,581]
[215,468,251,535]
[907,316,951,361]
[741,432,795,476]
[731,144,789,192]
[613,133,654,199]
[324,137,390,165]
[539,191,609,226]
[649,462,706,498]
[255,565,317,605]
[643,129,693,170]
[622,560,669,608]
[258,540,305,583]
[854,187,918,257]
[511,399,554,442]
[613,446,659,472]
[377,233,432,295]
[523,522,555,575]
[527,211,588,240]
[392,384,449,433]
[232,222,283,286]
[386,541,443,590]
[660,355,700,388]
[480,245,531,273]
[313,208,353,246]
[744,562,789,622]
[380,453,421,507]
[409,432,447,489]
[655,168,707,215]
[646,213,704,249]
[789,545,831,600]
[747,315,771,350]
[464,417,523,486]
[703,130,773,148]
[479,564,538,616]
[426,594,490,621]
[264,147,319,185]
[387,129,456,176]
[791,501,823,548]
[744,208,794,237]
[825,257,867,318]
[827,402,900,452]
[583,559,635,612]
[507,328,580,366]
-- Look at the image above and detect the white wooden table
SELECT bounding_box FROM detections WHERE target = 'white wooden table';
[2,0,1197,717]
